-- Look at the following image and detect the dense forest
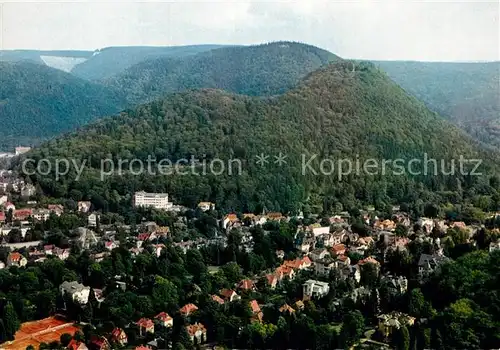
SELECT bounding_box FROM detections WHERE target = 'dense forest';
[375,61,500,150]
[0,62,126,149]
[104,42,339,105]
[71,45,227,81]
[22,61,500,214]
[0,42,337,151]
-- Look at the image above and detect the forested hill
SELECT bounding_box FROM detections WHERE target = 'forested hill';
[104,41,340,105]
[24,62,500,214]
[0,61,126,150]
[70,45,228,80]
[375,61,500,150]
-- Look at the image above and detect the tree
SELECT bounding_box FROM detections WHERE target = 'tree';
[339,310,365,347]
[2,301,20,340]
[393,325,410,350]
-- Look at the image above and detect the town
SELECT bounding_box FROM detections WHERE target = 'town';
[0,165,499,349]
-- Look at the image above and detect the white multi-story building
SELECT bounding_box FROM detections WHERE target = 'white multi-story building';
[60,281,90,305]
[303,280,330,298]
[134,191,173,210]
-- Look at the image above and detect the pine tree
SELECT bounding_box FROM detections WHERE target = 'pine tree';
[3,302,20,340]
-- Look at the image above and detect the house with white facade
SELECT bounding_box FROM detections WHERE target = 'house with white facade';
[303,280,330,299]
[60,281,91,304]
[134,191,173,210]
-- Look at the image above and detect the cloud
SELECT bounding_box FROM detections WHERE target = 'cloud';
[1,0,498,61]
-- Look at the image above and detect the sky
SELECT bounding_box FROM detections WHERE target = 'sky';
[1,0,499,61]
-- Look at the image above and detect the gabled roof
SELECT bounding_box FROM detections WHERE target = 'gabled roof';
[179,303,198,315]
[238,279,256,290]
[279,303,295,313]
[154,311,172,322]
[220,288,237,299]
[136,318,154,328]
[249,300,261,314]
[186,322,206,336]
[211,294,225,305]
[8,252,24,261]
[111,327,126,339]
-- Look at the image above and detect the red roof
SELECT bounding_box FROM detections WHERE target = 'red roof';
[211,295,225,305]
[0,212,5,221]
[9,252,23,261]
[154,311,172,322]
[186,323,206,336]
[135,346,151,350]
[136,318,154,328]
[111,327,126,339]
[238,279,255,290]
[220,288,236,299]
[266,274,278,284]
[138,233,150,241]
[179,303,198,315]
[68,339,86,350]
[14,208,32,218]
[249,300,261,314]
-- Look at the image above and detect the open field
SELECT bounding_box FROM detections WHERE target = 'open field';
[0,316,80,350]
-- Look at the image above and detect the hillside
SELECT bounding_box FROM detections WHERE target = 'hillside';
[24,62,500,214]
[104,42,340,104]
[0,61,126,150]
[70,45,228,80]
[375,61,500,149]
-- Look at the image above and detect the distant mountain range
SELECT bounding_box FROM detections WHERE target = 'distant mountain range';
[0,42,337,149]
[104,42,339,105]
[375,61,500,150]
[0,45,227,79]
[0,61,126,150]
[0,42,499,153]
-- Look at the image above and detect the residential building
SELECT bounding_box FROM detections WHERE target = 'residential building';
[187,323,207,344]
[136,318,155,336]
[88,213,100,227]
[110,328,128,346]
[60,281,90,304]
[198,202,215,211]
[489,239,500,253]
[377,312,416,337]
[134,191,173,210]
[223,213,239,230]
[211,295,225,305]
[180,303,199,316]
[155,312,173,328]
[48,204,64,216]
[78,201,92,213]
[249,300,263,322]
[220,289,241,302]
[418,253,449,278]
[67,339,89,350]
[314,257,337,276]
[279,304,295,314]
[20,184,36,197]
[237,279,257,291]
[0,195,8,206]
[14,208,32,220]
[309,248,330,262]
[89,335,111,350]
[7,252,27,267]
[331,244,346,256]
[265,274,279,289]
[33,209,50,221]
[303,280,330,299]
